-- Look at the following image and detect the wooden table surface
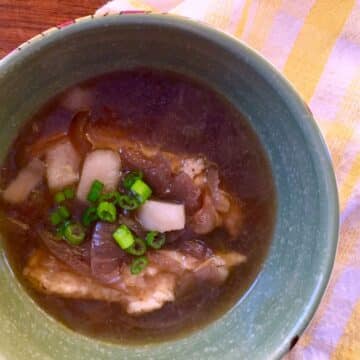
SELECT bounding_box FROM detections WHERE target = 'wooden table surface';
[0,0,105,58]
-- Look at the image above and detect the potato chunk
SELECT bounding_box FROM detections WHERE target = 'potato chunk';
[2,158,45,203]
[137,200,185,232]
[76,150,121,202]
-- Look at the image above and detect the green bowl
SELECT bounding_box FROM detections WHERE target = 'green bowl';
[0,14,338,360]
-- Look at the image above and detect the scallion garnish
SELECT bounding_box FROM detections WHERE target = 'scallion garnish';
[63,222,86,245]
[63,187,75,200]
[113,224,135,250]
[50,205,70,225]
[97,201,117,223]
[82,206,98,227]
[54,191,66,204]
[130,256,148,275]
[87,180,104,203]
[58,205,71,220]
[123,170,143,190]
[50,211,62,226]
[99,191,121,205]
[118,194,140,210]
[125,237,147,256]
[130,179,152,204]
[145,231,166,249]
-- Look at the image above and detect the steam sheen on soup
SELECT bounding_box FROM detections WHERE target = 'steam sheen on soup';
[0,69,275,343]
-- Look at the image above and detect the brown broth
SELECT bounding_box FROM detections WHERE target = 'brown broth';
[0,69,276,344]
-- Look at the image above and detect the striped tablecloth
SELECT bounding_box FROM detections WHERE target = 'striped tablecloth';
[96,1,360,358]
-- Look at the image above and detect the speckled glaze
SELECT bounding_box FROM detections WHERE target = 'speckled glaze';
[0,14,338,360]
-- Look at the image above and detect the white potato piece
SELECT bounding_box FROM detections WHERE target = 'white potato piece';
[46,141,80,191]
[137,200,185,232]
[76,149,121,202]
[2,158,45,204]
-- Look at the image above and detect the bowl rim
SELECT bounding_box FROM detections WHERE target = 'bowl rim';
[0,13,339,359]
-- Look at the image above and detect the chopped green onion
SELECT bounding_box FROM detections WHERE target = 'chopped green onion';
[58,205,71,220]
[54,192,66,204]
[63,222,86,245]
[56,220,71,238]
[130,179,152,204]
[87,180,104,203]
[126,237,147,256]
[82,206,98,227]
[130,256,148,275]
[64,187,75,200]
[50,211,62,226]
[123,170,143,190]
[97,201,117,223]
[99,191,121,204]
[118,194,140,210]
[113,224,135,250]
[145,231,166,249]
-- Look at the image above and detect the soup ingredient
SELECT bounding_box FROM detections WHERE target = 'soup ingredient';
[46,140,80,191]
[130,256,149,275]
[123,170,143,190]
[87,180,104,203]
[2,158,45,204]
[76,150,121,202]
[96,201,117,223]
[68,111,92,155]
[82,206,98,226]
[50,205,71,226]
[125,237,147,256]
[39,230,91,276]
[191,193,221,234]
[24,248,177,315]
[130,179,152,204]
[137,200,185,232]
[54,187,76,204]
[178,239,213,259]
[180,157,206,179]
[58,206,71,220]
[206,167,231,213]
[24,247,245,314]
[24,249,126,301]
[26,132,68,161]
[113,224,135,250]
[117,194,140,210]
[49,211,62,226]
[145,231,166,249]
[99,191,121,204]
[54,192,66,204]
[63,222,86,245]
[63,187,75,200]
[91,222,126,284]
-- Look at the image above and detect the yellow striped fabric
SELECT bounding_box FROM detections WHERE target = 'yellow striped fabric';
[97,1,360,358]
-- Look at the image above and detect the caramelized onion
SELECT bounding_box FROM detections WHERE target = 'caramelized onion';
[39,229,91,276]
[90,222,128,285]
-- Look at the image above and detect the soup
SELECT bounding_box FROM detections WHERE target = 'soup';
[0,69,275,344]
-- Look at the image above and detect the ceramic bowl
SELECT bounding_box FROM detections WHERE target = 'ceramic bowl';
[0,14,338,360]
